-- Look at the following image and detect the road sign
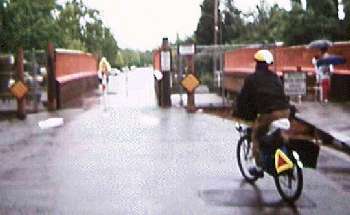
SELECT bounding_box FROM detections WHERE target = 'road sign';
[179,45,195,56]
[161,51,171,71]
[10,81,28,100]
[181,74,200,93]
[283,72,306,96]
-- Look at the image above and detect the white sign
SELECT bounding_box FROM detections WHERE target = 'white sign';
[161,51,171,71]
[179,45,195,56]
[284,72,306,96]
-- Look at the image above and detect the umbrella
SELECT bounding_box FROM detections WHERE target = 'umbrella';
[317,55,346,66]
[307,39,333,49]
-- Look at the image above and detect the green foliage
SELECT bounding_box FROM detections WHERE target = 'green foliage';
[0,0,121,65]
[115,52,124,68]
[115,49,152,68]
[196,0,350,46]
[195,0,221,45]
[222,0,245,44]
[0,0,60,52]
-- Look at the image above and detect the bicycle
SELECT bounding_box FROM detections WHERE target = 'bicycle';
[236,119,304,203]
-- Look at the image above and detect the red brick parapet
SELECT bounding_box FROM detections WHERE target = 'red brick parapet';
[224,42,350,76]
[54,49,98,109]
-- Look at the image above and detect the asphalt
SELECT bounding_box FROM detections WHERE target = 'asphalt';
[0,68,350,214]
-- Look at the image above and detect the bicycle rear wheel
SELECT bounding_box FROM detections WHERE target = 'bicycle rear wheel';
[237,136,258,183]
[275,164,303,203]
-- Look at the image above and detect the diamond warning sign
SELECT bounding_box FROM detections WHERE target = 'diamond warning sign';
[275,149,293,174]
[181,74,200,93]
[10,81,28,100]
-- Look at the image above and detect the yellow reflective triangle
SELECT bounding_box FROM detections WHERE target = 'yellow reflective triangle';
[275,149,293,174]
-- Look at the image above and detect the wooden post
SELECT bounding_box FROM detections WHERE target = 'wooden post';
[186,55,196,113]
[16,48,26,119]
[47,42,57,111]
[160,38,172,108]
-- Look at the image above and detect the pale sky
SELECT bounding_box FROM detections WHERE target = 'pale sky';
[60,0,291,51]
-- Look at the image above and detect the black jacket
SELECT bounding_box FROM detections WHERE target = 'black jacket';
[236,63,289,121]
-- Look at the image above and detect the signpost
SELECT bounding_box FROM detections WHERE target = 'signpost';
[283,71,306,103]
[179,45,195,56]
[179,44,196,113]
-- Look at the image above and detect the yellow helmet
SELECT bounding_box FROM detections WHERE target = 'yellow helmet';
[254,50,274,64]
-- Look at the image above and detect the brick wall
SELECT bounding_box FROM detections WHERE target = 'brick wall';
[224,42,350,101]
[55,49,97,79]
[54,49,98,108]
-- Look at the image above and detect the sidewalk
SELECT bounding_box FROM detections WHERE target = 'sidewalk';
[295,101,350,148]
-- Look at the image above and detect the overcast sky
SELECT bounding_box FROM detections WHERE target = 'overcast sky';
[60,0,292,51]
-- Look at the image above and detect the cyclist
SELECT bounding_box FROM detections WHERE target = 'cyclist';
[236,50,290,177]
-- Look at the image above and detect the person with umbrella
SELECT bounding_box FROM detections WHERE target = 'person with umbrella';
[309,40,346,103]
[317,46,333,103]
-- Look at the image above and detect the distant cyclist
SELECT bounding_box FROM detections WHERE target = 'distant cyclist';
[98,57,111,92]
[236,50,290,177]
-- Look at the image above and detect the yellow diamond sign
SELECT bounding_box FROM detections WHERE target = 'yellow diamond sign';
[181,74,200,93]
[10,81,28,100]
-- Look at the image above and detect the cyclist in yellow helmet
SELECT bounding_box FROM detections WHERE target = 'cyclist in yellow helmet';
[236,49,291,177]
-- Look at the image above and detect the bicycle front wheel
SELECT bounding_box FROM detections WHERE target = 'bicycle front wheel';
[236,136,258,183]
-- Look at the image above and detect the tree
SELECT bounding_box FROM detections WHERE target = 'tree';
[342,0,350,36]
[57,0,119,63]
[101,28,119,66]
[307,0,338,19]
[221,0,246,44]
[237,1,287,44]
[115,52,124,68]
[195,0,220,45]
[0,0,61,52]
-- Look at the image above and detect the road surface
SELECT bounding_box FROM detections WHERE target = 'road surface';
[0,68,350,214]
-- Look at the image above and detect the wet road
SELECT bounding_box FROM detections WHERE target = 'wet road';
[0,68,350,214]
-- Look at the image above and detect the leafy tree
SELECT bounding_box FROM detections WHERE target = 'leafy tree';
[195,0,220,45]
[342,0,350,36]
[57,0,119,64]
[0,0,61,52]
[307,0,338,19]
[115,52,124,68]
[56,0,84,47]
[221,0,246,44]
[101,28,119,65]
